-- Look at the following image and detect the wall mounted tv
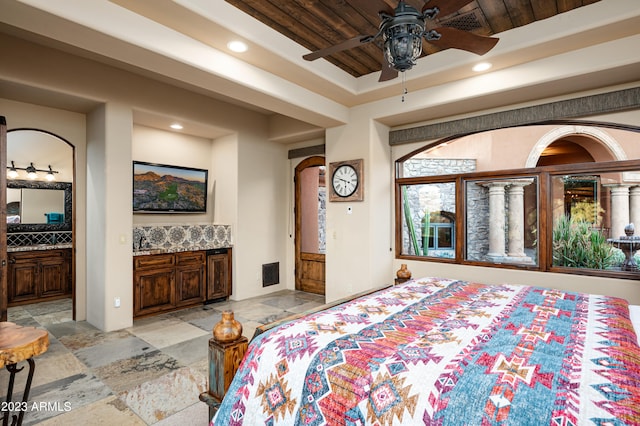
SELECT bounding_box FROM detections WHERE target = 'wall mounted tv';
[133,161,208,213]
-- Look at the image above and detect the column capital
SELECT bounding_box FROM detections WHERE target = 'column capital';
[507,178,535,188]
[603,183,631,190]
[478,181,511,189]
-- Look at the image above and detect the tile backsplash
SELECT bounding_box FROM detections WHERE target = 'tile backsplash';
[132,224,232,251]
[8,231,73,247]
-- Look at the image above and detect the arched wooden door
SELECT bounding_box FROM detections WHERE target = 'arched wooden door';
[295,156,325,295]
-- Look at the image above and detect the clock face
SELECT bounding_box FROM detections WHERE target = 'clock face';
[332,164,358,197]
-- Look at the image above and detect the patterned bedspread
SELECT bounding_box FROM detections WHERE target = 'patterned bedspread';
[211,277,640,425]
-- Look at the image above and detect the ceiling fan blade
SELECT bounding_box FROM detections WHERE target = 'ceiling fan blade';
[428,27,499,55]
[422,0,475,17]
[349,0,394,17]
[303,35,374,61]
[379,57,398,82]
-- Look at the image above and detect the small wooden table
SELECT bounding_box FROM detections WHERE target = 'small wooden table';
[0,322,49,426]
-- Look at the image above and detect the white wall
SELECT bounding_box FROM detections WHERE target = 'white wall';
[233,122,290,300]
[86,107,107,328]
[324,114,393,302]
[86,103,133,331]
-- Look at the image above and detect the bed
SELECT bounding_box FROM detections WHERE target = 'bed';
[209,277,640,425]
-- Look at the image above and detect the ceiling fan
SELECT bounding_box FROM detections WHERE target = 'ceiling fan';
[303,0,499,82]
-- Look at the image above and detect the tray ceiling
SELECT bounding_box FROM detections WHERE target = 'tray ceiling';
[225,0,601,78]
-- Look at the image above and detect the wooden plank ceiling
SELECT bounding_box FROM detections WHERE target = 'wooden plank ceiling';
[225,0,601,78]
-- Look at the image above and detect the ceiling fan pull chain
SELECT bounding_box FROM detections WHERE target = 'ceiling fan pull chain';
[401,71,408,102]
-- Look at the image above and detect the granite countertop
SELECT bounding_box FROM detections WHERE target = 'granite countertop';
[133,245,231,256]
[8,244,73,252]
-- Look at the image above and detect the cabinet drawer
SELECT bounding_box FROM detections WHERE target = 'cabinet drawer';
[176,251,205,266]
[134,254,175,270]
[10,249,69,263]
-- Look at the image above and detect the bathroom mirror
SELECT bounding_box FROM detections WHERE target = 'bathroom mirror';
[6,180,72,232]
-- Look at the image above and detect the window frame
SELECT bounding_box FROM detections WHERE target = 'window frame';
[395,158,640,280]
[428,222,454,251]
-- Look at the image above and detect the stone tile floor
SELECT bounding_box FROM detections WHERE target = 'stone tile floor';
[1,290,325,425]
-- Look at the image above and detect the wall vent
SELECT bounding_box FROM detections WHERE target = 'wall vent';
[438,9,486,32]
[262,262,280,287]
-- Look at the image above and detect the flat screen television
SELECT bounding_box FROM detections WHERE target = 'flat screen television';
[133,161,208,213]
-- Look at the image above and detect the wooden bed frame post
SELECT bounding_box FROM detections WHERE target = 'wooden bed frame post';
[199,333,248,419]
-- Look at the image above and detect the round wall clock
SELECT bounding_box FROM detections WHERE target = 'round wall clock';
[329,159,364,201]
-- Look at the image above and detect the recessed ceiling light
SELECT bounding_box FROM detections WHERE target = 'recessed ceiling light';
[170,123,183,130]
[227,40,248,53]
[473,62,492,72]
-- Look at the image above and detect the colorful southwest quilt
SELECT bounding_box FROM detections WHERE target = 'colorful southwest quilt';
[211,277,640,425]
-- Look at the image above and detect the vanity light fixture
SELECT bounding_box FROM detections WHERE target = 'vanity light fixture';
[26,163,38,180]
[6,161,59,181]
[7,161,18,179]
[46,166,57,181]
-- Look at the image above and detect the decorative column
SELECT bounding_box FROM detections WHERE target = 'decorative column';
[481,181,510,260]
[607,184,630,239]
[506,179,534,262]
[629,186,640,231]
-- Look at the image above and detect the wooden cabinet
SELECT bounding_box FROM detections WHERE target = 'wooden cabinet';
[134,254,175,317]
[133,251,208,318]
[8,249,71,305]
[176,251,206,306]
[207,248,232,301]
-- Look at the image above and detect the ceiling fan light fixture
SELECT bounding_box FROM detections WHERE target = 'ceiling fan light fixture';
[381,2,425,73]
[302,0,499,82]
[383,20,424,72]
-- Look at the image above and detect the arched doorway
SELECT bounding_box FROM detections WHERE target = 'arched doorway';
[3,128,75,320]
[534,130,620,234]
[295,156,326,295]
[527,125,624,167]
[536,139,596,166]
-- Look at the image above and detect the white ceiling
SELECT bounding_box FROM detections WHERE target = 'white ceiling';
[1,0,639,140]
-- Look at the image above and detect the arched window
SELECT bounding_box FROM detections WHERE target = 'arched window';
[396,122,640,278]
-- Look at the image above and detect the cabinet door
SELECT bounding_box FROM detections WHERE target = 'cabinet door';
[207,253,230,300]
[40,256,68,297]
[8,257,39,303]
[134,268,175,317]
[176,264,205,306]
